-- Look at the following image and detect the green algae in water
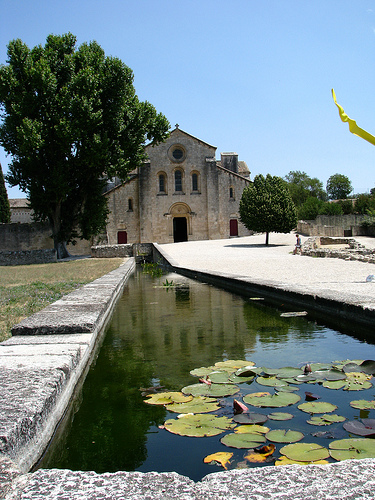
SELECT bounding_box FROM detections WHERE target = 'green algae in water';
[37,269,375,481]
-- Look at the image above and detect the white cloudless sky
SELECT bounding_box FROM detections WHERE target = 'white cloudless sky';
[1,0,374,198]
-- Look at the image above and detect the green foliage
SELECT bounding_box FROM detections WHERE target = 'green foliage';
[0,163,10,223]
[239,174,297,245]
[326,174,353,200]
[298,197,325,220]
[0,33,170,257]
[355,193,375,215]
[141,262,163,277]
[321,201,344,216]
[284,170,326,206]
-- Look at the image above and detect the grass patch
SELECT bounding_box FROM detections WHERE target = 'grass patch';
[0,258,124,342]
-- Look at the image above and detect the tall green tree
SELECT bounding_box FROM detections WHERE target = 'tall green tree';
[0,162,11,223]
[326,174,352,200]
[0,34,170,258]
[239,174,297,245]
[284,170,326,206]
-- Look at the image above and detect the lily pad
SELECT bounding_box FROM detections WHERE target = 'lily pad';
[350,399,375,410]
[229,373,255,384]
[256,376,287,388]
[244,391,300,408]
[235,424,269,434]
[214,360,251,373]
[275,456,329,466]
[233,412,268,425]
[343,419,375,437]
[280,442,330,462]
[360,360,375,375]
[144,391,193,405]
[268,412,294,421]
[190,366,215,378]
[164,413,235,437]
[181,383,239,398]
[275,367,305,379]
[204,452,233,470]
[245,444,276,463]
[266,429,304,443]
[221,432,266,449]
[208,370,233,384]
[329,438,375,461]
[322,380,347,390]
[235,366,258,377]
[307,414,346,426]
[298,401,337,414]
[167,396,220,414]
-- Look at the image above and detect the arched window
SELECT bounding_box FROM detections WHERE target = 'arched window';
[192,173,198,192]
[158,173,167,193]
[128,198,133,211]
[175,170,183,192]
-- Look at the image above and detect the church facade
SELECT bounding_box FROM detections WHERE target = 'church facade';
[104,126,252,244]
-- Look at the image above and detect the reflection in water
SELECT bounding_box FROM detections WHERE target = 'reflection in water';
[38,269,375,480]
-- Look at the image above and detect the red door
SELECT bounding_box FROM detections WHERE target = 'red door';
[230,219,238,237]
[117,231,127,244]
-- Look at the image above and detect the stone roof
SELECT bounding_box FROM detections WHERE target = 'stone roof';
[9,199,31,209]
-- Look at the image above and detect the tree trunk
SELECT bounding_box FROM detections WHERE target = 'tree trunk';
[50,203,71,259]
[265,232,269,245]
[54,240,70,260]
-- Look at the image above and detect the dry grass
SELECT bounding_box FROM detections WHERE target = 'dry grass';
[0,258,124,342]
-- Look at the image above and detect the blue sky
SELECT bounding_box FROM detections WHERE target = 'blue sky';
[1,0,375,198]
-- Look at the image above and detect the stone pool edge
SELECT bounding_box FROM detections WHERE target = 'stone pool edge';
[0,258,135,497]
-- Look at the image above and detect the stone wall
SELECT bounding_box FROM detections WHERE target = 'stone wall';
[0,249,57,266]
[0,223,92,256]
[297,214,375,237]
[301,236,375,263]
[91,243,153,262]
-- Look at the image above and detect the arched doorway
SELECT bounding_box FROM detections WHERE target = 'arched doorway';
[173,217,188,242]
[168,202,192,243]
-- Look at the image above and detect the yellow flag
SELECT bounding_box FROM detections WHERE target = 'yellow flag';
[332,88,375,146]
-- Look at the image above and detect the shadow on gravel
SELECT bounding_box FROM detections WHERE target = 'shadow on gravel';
[224,244,290,249]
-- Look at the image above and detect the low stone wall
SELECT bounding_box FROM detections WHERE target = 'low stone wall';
[297,214,375,237]
[91,243,153,263]
[302,236,375,263]
[0,249,57,266]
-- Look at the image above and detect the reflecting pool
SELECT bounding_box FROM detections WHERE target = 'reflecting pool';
[38,269,375,481]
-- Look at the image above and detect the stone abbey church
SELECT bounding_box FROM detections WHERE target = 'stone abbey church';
[104,126,252,245]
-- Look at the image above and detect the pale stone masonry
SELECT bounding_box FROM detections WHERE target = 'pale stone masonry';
[105,126,253,244]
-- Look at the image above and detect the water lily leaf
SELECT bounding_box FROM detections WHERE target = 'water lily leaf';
[316,370,347,381]
[234,424,269,434]
[164,413,235,437]
[256,376,287,388]
[343,362,362,373]
[360,360,375,375]
[280,442,330,462]
[244,391,300,408]
[329,438,375,461]
[229,373,255,384]
[221,432,266,449]
[343,372,373,391]
[214,360,251,373]
[275,367,305,379]
[266,429,304,443]
[204,452,233,470]
[244,444,276,462]
[296,374,317,383]
[275,456,329,466]
[298,401,337,414]
[280,378,304,385]
[311,429,346,439]
[181,383,239,397]
[233,412,268,425]
[275,385,299,393]
[268,412,294,421]
[307,414,346,426]
[235,365,258,377]
[190,366,215,378]
[167,396,220,414]
[208,370,233,384]
[310,363,333,372]
[322,380,347,390]
[144,391,193,405]
[343,420,375,437]
[350,399,375,410]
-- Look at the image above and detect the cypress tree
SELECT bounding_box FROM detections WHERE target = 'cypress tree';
[0,163,11,223]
